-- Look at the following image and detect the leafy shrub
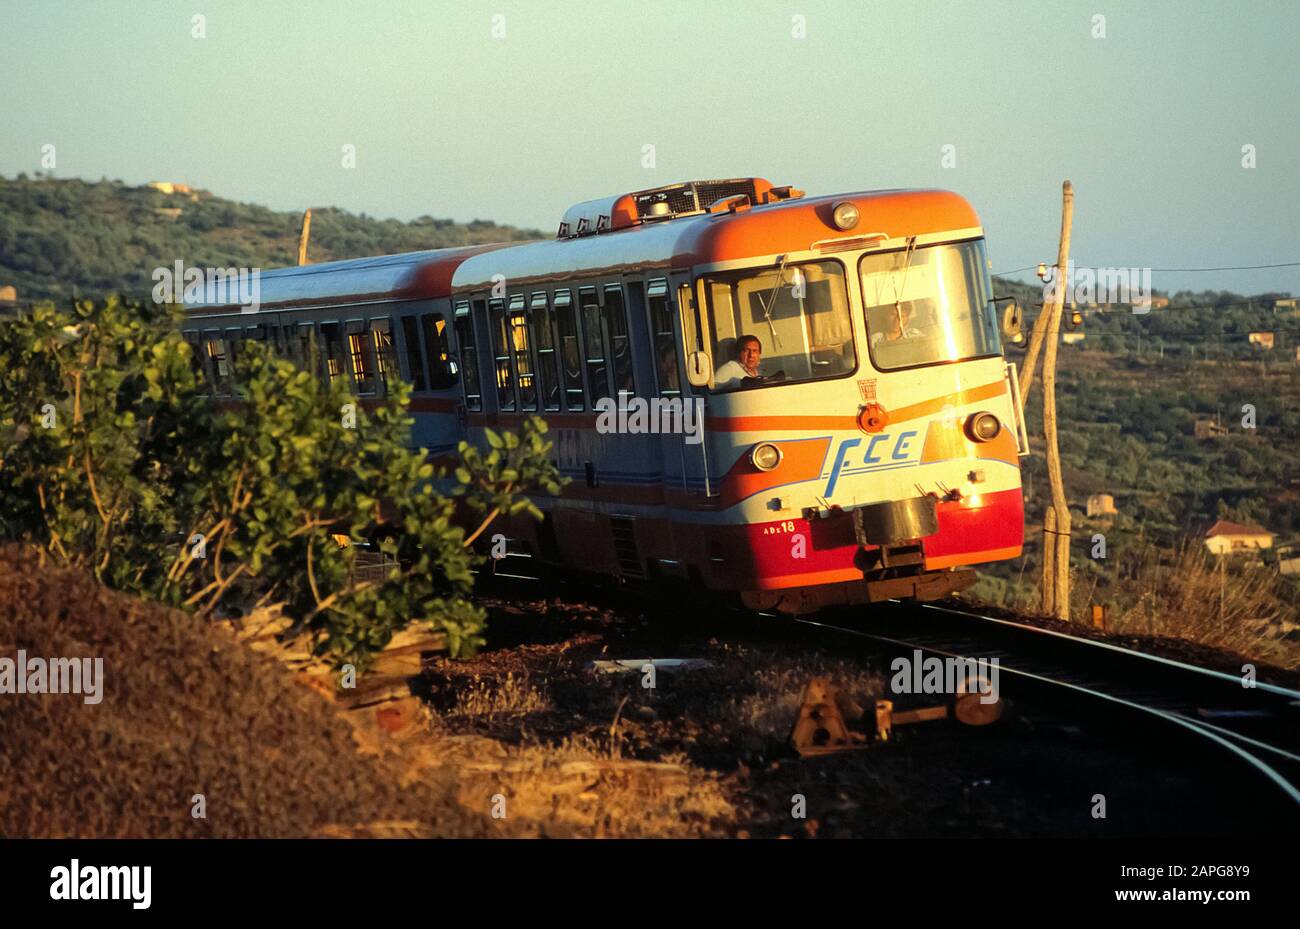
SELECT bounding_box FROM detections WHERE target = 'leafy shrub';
[0,297,564,663]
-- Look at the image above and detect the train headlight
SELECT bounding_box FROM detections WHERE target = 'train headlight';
[965,411,1002,443]
[831,201,860,231]
[750,442,783,471]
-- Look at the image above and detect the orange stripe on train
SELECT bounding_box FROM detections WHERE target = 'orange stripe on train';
[708,380,1006,433]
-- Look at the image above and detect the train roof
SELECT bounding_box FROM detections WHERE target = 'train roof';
[183,185,981,316]
[449,187,982,293]
[182,241,517,316]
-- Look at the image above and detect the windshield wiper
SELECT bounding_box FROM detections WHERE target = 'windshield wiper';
[757,253,791,350]
[892,236,918,331]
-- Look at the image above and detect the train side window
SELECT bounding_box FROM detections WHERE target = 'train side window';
[489,298,516,411]
[455,301,483,411]
[346,320,377,395]
[554,289,584,411]
[202,329,228,396]
[252,323,278,352]
[399,316,428,391]
[647,280,681,396]
[420,312,456,390]
[181,330,206,387]
[320,322,349,388]
[281,325,299,365]
[291,322,317,374]
[579,286,610,403]
[509,295,537,411]
[603,285,635,395]
[199,330,219,394]
[370,317,396,393]
[271,324,288,356]
[529,292,561,411]
[223,328,243,390]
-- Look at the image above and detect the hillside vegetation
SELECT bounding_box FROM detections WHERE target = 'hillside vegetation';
[3,173,1295,655]
[978,290,1300,654]
[0,174,543,301]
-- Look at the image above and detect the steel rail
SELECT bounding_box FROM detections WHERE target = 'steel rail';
[797,607,1300,807]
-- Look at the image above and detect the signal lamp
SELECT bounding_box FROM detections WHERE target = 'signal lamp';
[857,403,888,433]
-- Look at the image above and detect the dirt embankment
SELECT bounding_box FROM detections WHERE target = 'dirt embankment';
[0,547,731,838]
[0,545,486,837]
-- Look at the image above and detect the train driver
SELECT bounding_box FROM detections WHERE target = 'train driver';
[714,334,763,387]
[870,301,924,345]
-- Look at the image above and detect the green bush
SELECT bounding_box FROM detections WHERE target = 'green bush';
[0,297,564,664]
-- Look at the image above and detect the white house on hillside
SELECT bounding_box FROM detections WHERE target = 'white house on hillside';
[1204,519,1273,555]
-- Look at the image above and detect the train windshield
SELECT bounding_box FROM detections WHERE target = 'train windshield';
[860,239,1000,371]
[702,259,855,391]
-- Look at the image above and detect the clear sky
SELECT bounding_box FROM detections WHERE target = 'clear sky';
[2,0,1297,294]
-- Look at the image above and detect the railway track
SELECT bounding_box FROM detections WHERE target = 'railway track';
[798,601,1300,808]
[479,555,1300,812]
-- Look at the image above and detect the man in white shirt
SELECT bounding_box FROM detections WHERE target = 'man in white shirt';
[870,302,924,346]
[714,335,763,388]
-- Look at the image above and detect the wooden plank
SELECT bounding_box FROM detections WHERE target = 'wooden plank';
[336,676,413,710]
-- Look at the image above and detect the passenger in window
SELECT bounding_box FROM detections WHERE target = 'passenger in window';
[714,334,763,387]
[870,302,924,345]
[657,350,680,392]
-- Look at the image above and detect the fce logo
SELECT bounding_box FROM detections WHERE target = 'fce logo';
[824,431,919,497]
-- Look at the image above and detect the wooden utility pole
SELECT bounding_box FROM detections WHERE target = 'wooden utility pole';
[297,208,313,266]
[1219,554,1226,631]
[1040,181,1074,621]
[1018,284,1052,406]
[1041,504,1056,612]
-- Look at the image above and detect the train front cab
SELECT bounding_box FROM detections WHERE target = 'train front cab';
[681,229,1028,613]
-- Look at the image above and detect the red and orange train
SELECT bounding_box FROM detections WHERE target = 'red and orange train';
[186,178,1027,612]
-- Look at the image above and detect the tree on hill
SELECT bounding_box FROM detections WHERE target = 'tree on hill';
[0,175,544,301]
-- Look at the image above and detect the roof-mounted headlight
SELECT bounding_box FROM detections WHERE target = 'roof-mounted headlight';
[831,201,860,231]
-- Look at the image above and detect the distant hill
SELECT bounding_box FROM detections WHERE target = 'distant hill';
[0,174,544,301]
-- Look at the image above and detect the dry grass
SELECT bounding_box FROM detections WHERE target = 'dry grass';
[431,730,735,837]
[975,539,1300,671]
[722,654,885,737]
[413,662,737,836]
[449,671,551,718]
[1102,541,1300,668]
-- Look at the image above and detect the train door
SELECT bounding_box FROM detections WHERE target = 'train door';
[394,306,455,453]
[452,298,484,446]
[669,272,712,496]
[637,276,706,499]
